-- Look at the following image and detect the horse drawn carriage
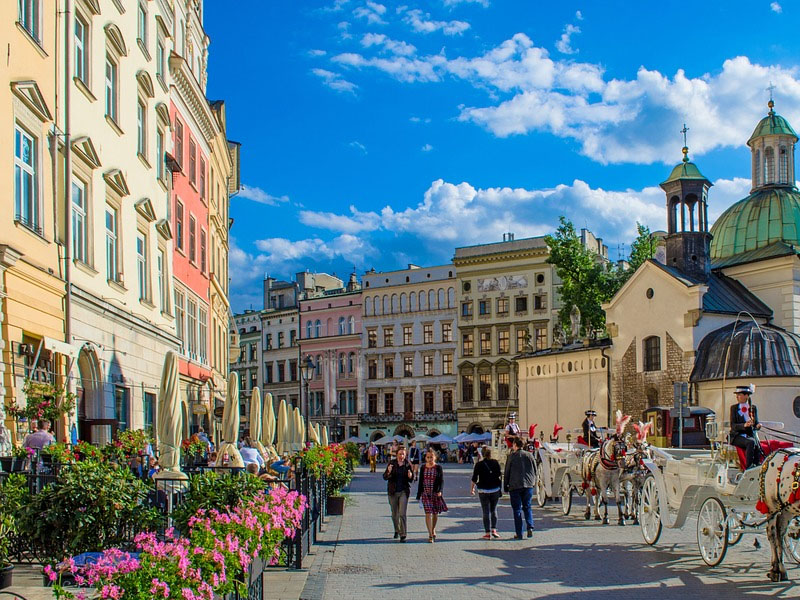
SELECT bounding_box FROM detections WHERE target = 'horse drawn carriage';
[534,440,586,516]
[638,415,800,574]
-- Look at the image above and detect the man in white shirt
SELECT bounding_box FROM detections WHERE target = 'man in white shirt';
[239,436,265,470]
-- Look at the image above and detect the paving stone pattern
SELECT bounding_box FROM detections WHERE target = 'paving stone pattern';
[301,464,797,600]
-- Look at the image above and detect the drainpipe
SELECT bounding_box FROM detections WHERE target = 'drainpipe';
[64,0,73,346]
[602,347,612,428]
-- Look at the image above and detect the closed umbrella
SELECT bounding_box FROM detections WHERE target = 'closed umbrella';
[249,387,269,461]
[276,399,288,455]
[261,392,277,461]
[293,406,304,451]
[153,351,186,481]
[321,425,329,447]
[215,373,244,468]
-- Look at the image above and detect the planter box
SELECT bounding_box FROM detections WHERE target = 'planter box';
[327,495,345,515]
[0,564,13,590]
[0,457,27,472]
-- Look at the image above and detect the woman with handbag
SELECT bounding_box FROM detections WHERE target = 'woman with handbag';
[417,448,447,543]
[470,446,503,539]
[383,445,414,542]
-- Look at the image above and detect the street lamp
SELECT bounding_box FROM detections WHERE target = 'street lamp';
[300,355,315,447]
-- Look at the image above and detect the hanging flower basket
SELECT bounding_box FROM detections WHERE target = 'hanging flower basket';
[6,379,76,423]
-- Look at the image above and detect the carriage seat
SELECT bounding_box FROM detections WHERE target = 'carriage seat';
[734,440,793,470]
[577,436,587,446]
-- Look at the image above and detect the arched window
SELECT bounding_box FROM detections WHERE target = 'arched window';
[383,295,389,315]
[765,146,775,183]
[400,293,407,312]
[669,196,680,233]
[314,320,321,338]
[338,317,346,335]
[348,315,355,334]
[410,291,417,311]
[348,352,355,373]
[365,296,373,316]
[419,291,427,310]
[438,289,445,309]
[338,352,345,374]
[391,294,399,313]
[643,336,661,372]
[755,149,761,186]
[780,146,789,183]
[374,295,381,315]
[448,287,455,308]
[429,290,436,310]
[305,321,312,339]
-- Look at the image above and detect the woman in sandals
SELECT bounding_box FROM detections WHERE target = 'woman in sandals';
[416,448,447,542]
[470,445,502,539]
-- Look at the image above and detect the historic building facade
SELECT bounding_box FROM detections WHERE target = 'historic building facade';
[260,277,301,413]
[360,265,458,442]
[231,310,261,435]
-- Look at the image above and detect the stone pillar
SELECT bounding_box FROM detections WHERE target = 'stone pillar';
[0,246,23,453]
[473,367,480,403]
[490,362,498,405]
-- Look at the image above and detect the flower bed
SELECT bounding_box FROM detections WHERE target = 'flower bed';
[301,444,355,497]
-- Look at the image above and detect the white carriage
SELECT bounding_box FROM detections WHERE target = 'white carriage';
[489,429,512,469]
[534,441,589,516]
[638,419,800,567]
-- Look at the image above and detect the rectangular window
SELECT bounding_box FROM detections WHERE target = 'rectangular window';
[404,392,413,414]
[383,327,394,347]
[515,296,528,313]
[535,327,547,351]
[240,372,246,391]
[137,2,147,46]
[175,119,184,165]
[199,157,206,199]
[479,373,491,401]
[423,324,433,344]
[498,330,510,354]
[175,201,184,251]
[137,100,147,157]
[442,353,453,375]
[277,331,284,348]
[156,34,166,80]
[277,361,285,383]
[74,14,88,84]
[290,330,296,346]
[423,355,433,376]
[265,364,273,384]
[480,331,491,355]
[289,359,297,381]
[105,206,118,281]
[368,393,377,415]
[424,390,434,413]
[189,139,197,184]
[441,322,452,342]
[462,332,473,357]
[265,334,272,350]
[200,229,207,273]
[198,307,207,363]
[189,216,196,263]
[643,336,662,372]
[249,343,257,361]
[156,128,164,180]
[367,359,377,379]
[105,56,118,122]
[143,392,155,433]
[384,392,393,414]
[461,301,473,317]
[114,386,129,432]
[478,299,490,316]
[403,325,413,345]
[434,390,449,414]
[251,371,258,389]
[14,125,39,233]
[403,356,413,377]
[498,372,510,401]
[534,294,547,310]
[19,0,41,41]
[175,290,185,350]
[136,232,148,301]
[384,357,393,378]
[517,328,528,352]
[367,329,377,348]
[187,298,197,359]
[157,249,166,312]
[462,374,474,403]
[497,297,509,315]
[71,179,87,263]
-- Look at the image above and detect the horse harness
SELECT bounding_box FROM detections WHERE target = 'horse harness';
[757,448,800,515]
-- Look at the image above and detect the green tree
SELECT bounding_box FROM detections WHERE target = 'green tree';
[622,223,659,281]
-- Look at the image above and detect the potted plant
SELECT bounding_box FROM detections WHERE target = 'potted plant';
[6,379,76,425]
[0,514,13,589]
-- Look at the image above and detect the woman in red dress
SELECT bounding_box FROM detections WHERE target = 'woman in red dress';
[416,448,447,542]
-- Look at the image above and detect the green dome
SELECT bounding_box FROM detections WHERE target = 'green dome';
[710,187,800,261]
[662,159,709,185]
[748,110,798,145]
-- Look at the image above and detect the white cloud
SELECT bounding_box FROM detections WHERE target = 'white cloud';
[403,8,470,35]
[299,205,381,233]
[308,49,327,57]
[410,116,432,123]
[575,10,583,20]
[338,21,353,40]
[349,140,368,153]
[771,2,782,13]
[421,143,434,152]
[238,185,290,206]
[361,33,417,56]
[354,1,387,25]
[253,234,377,268]
[333,52,444,83]
[325,0,351,11]
[312,68,358,94]
[443,0,489,6]
[555,24,581,55]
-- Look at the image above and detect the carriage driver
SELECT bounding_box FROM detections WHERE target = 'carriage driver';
[582,410,601,448]
[505,413,521,448]
[730,384,763,469]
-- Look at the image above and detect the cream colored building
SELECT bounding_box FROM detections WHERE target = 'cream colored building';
[1,0,70,448]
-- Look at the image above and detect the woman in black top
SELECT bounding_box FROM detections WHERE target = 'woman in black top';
[383,446,414,541]
[470,446,503,539]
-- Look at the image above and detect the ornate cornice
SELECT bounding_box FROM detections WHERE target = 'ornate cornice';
[169,53,217,143]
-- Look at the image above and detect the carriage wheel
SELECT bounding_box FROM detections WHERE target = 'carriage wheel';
[697,497,728,567]
[785,516,800,564]
[726,514,743,546]
[560,473,573,516]
[639,475,662,546]
[535,465,547,507]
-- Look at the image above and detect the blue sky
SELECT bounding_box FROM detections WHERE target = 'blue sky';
[203,0,800,311]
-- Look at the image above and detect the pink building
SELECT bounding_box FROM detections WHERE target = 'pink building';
[299,277,362,442]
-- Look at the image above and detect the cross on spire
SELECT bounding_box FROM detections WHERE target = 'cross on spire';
[767,81,776,113]
[680,123,689,162]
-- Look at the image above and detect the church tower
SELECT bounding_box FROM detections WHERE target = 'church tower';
[747,98,797,192]
[659,130,712,281]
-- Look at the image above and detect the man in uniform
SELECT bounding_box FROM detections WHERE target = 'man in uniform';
[582,410,600,448]
[730,384,763,469]
[505,413,521,448]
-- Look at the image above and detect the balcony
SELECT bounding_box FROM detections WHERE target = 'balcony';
[359,412,457,424]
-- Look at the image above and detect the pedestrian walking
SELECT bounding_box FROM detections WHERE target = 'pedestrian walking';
[417,448,447,543]
[368,442,379,472]
[471,446,502,539]
[503,436,536,539]
[383,445,413,542]
[409,441,422,480]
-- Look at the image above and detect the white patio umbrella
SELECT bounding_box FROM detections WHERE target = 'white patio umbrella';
[411,434,431,443]
[249,386,268,461]
[311,422,321,445]
[293,406,305,451]
[321,425,329,447]
[261,392,278,461]
[276,399,289,455]
[153,351,187,481]
[215,373,244,468]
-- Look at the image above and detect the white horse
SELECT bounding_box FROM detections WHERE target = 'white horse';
[619,422,653,525]
[581,411,631,525]
[758,449,800,581]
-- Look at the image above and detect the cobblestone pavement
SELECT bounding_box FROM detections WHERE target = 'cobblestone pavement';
[301,464,797,600]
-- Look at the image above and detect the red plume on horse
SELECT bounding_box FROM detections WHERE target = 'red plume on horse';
[529,423,538,439]
[632,421,652,444]
[615,410,632,438]
[552,423,564,440]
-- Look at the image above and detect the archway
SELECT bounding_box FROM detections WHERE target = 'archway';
[468,423,484,434]
[77,346,108,443]
[393,424,414,438]
[370,430,385,442]
[427,429,441,437]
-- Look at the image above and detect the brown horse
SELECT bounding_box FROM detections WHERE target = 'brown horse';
[758,449,800,581]
[581,436,628,525]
